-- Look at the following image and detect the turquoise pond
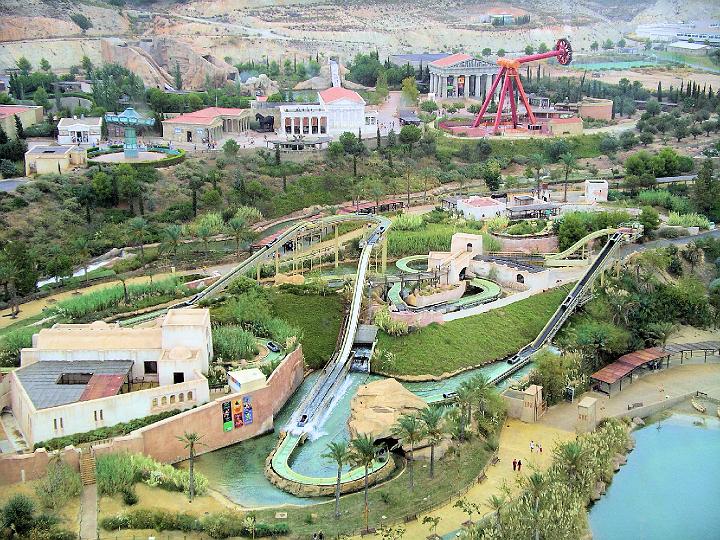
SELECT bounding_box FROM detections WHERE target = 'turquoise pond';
[589,413,720,540]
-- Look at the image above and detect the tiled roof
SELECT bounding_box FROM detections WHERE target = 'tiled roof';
[318,87,364,104]
[462,196,503,207]
[430,53,473,68]
[0,105,31,119]
[163,107,247,125]
[15,360,133,409]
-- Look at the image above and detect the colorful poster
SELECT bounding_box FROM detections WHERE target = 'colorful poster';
[243,396,254,425]
[221,401,233,432]
[232,399,244,429]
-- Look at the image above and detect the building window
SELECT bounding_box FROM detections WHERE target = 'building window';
[161,396,167,406]
[152,398,158,408]
[187,391,193,401]
[170,395,176,404]
[94,411,97,421]
[53,419,57,430]
[517,274,525,284]
[60,418,63,429]
[144,361,158,374]
[99,410,103,421]
[173,372,185,384]
[179,393,184,402]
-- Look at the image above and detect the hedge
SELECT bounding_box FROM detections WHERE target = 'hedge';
[100,509,289,538]
[34,409,181,450]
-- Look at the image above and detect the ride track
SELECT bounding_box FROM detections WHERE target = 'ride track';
[119,214,641,491]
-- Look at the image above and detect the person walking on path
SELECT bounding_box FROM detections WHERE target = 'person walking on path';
[517,459,522,472]
[538,443,542,454]
[513,458,517,471]
[530,440,535,453]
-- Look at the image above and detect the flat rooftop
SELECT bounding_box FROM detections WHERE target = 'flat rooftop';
[15,360,133,409]
[27,145,77,156]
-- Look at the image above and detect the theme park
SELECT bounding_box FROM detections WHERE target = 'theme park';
[1,1,720,538]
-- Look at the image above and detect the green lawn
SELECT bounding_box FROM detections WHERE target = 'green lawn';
[269,291,344,369]
[252,436,493,538]
[376,286,571,376]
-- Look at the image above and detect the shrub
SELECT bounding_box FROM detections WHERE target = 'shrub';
[96,453,208,497]
[1,494,36,535]
[70,13,93,30]
[666,212,711,229]
[121,486,139,506]
[212,325,258,361]
[34,409,181,451]
[374,306,409,336]
[392,213,424,231]
[34,461,82,511]
[486,215,509,232]
[0,159,20,178]
[0,327,36,367]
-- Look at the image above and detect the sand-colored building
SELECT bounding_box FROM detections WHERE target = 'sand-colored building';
[162,107,254,144]
[548,116,583,136]
[24,145,87,176]
[9,309,215,446]
[0,105,44,139]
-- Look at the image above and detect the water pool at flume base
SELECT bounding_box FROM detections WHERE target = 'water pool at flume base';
[192,361,533,507]
[589,414,720,540]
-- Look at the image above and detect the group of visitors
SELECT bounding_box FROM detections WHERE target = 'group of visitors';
[511,440,543,472]
[312,532,325,540]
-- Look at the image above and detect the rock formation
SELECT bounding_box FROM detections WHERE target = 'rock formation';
[101,37,240,91]
[348,378,427,440]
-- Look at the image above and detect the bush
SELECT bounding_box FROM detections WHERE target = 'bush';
[34,461,82,511]
[101,509,289,537]
[121,486,139,506]
[0,159,20,178]
[34,409,181,451]
[666,212,711,229]
[212,325,259,361]
[1,494,36,535]
[70,13,93,30]
[52,277,190,320]
[0,326,36,367]
[96,453,208,497]
[486,215,509,232]
[392,213,424,231]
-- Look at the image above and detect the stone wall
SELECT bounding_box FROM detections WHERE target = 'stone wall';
[490,233,558,254]
[0,447,80,485]
[611,392,696,421]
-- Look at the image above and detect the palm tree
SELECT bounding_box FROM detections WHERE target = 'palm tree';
[529,153,546,193]
[455,382,474,440]
[419,406,444,478]
[350,433,378,531]
[487,494,506,534]
[322,441,350,518]
[241,515,256,540]
[560,152,577,202]
[176,432,204,501]
[391,413,426,489]
[553,441,588,488]
[682,242,702,273]
[73,237,91,283]
[226,216,249,257]
[196,224,212,255]
[128,217,149,262]
[161,224,183,263]
[525,472,545,540]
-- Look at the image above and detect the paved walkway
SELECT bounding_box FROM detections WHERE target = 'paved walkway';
[79,484,97,540]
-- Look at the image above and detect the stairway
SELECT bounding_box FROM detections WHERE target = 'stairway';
[79,451,96,485]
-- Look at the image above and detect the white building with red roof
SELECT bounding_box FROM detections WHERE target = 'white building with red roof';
[428,53,496,100]
[161,106,254,144]
[279,86,378,139]
[456,196,507,220]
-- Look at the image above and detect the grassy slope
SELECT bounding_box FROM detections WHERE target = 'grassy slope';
[376,286,571,376]
[269,292,344,369]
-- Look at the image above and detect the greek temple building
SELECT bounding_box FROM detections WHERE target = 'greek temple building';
[428,53,498,100]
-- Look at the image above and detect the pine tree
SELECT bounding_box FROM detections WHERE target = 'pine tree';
[0,125,7,145]
[657,81,663,102]
[14,115,24,139]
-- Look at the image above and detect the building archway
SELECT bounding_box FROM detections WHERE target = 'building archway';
[516,274,525,284]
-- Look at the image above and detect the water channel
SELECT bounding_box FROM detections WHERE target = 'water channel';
[193,361,532,508]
